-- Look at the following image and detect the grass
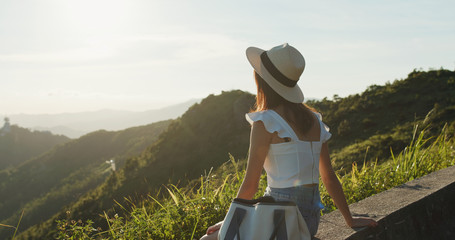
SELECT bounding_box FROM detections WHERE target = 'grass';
[320,125,454,212]
[8,125,455,239]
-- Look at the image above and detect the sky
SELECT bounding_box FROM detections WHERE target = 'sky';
[1,0,454,114]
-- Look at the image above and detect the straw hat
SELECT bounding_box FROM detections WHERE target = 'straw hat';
[246,43,305,103]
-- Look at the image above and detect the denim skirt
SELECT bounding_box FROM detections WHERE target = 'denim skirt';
[264,184,323,237]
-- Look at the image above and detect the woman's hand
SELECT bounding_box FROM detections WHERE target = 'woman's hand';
[347,217,378,228]
[206,221,223,235]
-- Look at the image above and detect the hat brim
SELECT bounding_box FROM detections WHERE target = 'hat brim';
[246,46,304,103]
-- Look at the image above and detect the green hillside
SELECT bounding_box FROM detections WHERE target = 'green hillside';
[308,69,455,171]
[17,90,256,239]
[0,120,171,239]
[11,69,455,239]
[0,123,70,169]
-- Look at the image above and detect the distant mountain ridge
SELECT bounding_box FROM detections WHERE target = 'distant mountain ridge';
[5,99,199,138]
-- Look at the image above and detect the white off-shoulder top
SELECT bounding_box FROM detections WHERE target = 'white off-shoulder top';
[245,109,332,188]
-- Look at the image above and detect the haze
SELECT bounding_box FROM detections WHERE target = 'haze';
[1,0,454,115]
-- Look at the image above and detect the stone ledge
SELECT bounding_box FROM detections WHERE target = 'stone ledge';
[315,165,455,240]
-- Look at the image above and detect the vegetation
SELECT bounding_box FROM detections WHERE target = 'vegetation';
[309,68,455,172]
[0,69,453,239]
[0,120,171,240]
[0,125,70,169]
[320,124,455,211]
[51,125,455,239]
[15,90,256,239]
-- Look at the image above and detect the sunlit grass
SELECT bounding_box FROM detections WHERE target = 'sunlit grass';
[320,124,454,212]
[51,126,454,239]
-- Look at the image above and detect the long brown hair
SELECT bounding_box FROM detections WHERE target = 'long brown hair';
[253,71,316,135]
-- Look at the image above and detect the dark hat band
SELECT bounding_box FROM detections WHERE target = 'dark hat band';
[260,51,297,87]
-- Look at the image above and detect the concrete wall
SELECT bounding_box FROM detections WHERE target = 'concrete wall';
[315,165,455,240]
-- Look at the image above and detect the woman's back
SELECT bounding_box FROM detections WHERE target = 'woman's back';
[200,43,377,240]
[271,106,320,143]
[246,107,331,188]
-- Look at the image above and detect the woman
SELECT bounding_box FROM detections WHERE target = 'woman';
[201,43,377,239]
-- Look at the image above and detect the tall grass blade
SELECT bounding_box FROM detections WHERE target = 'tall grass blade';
[0,223,15,228]
[12,209,24,240]
[148,195,169,213]
[165,186,179,207]
[190,216,199,240]
[103,211,115,238]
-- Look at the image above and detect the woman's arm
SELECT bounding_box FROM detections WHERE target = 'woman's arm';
[202,121,272,238]
[319,142,378,228]
[236,120,271,199]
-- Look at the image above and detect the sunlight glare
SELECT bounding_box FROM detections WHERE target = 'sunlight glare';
[63,0,133,34]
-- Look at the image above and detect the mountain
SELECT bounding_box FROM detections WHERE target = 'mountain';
[16,90,256,239]
[307,69,455,171]
[12,69,455,239]
[0,121,70,169]
[0,120,172,239]
[6,99,199,138]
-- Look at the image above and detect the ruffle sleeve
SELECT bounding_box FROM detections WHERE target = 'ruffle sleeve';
[314,112,332,143]
[245,111,294,140]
